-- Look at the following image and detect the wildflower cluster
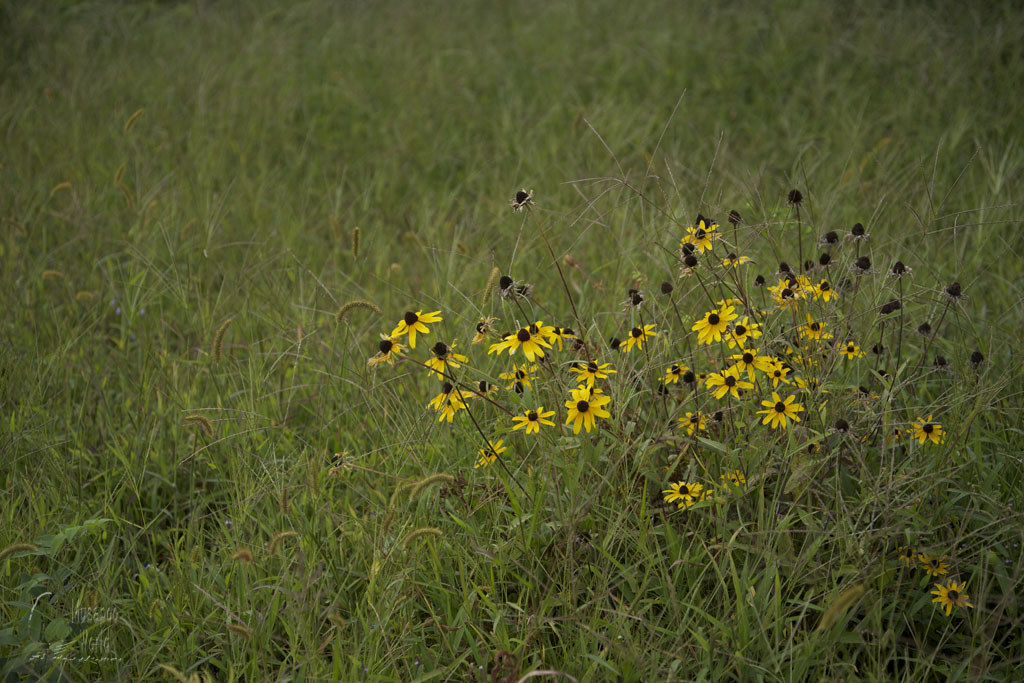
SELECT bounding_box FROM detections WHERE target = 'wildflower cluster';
[896,545,973,617]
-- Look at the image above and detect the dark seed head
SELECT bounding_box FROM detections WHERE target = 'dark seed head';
[682,370,696,383]
[403,311,418,325]
[781,288,794,299]
[818,253,831,266]
[684,254,698,268]
[788,189,803,205]
[707,313,720,325]
[743,352,754,363]
[527,410,538,421]
[778,261,791,274]
[517,328,531,342]
[610,337,621,350]
[515,190,530,203]
[734,324,747,336]
[498,275,514,290]
[441,382,453,393]
[631,327,643,338]
[695,227,706,239]
[917,322,932,335]
[820,281,831,291]
[854,256,871,272]
[630,292,644,306]
[774,401,786,413]
[379,339,393,354]
[934,355,948,367]
[824,230,839,244]
[562,327,575,336]
[754,274,766,287]
[432,342,449,357]
[834,418,849,433]
[712,410,724,422]
[923,423,933,434]
[587,361,599,373]
[728,210,741,225]
[880,300,901,315]
[576,400,590,412]
[804,260,815,272]
[513,381,524,394]
[971,350,984,365]
[891,261,907,275]
[681,242,696,256]
[851,222,866,237]
[872,343,884,355]
[945,281,962,299]
[660,281,674,295]
[478,380,489,392]
[529,324,538,335]
[724,376,736,387]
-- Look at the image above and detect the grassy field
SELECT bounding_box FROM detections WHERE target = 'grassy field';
[2,0,1024,680]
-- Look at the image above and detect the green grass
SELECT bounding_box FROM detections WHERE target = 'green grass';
[2,0,1023,680]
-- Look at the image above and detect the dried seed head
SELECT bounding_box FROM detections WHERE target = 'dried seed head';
[944,281,962,300]
[728,210,742,225]
[788,189,803,205]
[880,300,901,315]
[970,350,984,366]
[660,281,674,295]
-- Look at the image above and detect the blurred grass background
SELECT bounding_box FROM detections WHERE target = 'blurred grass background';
[2,0,1023,679]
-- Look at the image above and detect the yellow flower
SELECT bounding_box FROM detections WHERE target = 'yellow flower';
[489,323,552,362]
[721,253,751,268]
[692,306,738,345]
[571,360,616,387]
[727,316,761,349]
[728,347,774,380]
[564,385,612,434]
[766,359,791,387]
[367,334,404,367]
[931,581,973,616]
[499,363,536,393]
[544,325,576,351]
[662,362,689,385]
[680,219,720,254]
[705,366,753,400]
[814,279,838,302]
[918,554,949,577]
[719,470,746,489]
[756,392,804,430]
[800,314,832,341]
[678,411,706,435]
[426,382,468,423]
[424,342,468,380]
[474,439,507,469]
[511,407,556,435]
[472,316,498,345]
[910,415,944,445]
[390,310,442,349]
[838,341,865,360]
[622,323,657,353]
[896,545,917,568]
[662,481,703,508]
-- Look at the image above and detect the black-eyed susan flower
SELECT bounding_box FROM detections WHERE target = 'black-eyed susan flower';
[705,366,754,400]
[662,362,689,385]
[545,326,576,351]
[678,411,707,435]
[489,323,552,362]
[474,439,507,469]
[728,347,774,380]
[427,382,468,423]
[800,315,832,341]
[896,546,917,568]
[918,554,949,577]
[425,342,469,379]
[511,407,556,435]
[931,581,973,616]
[692,305,738,345]
[813,279,838,302]
[474,380,499,397]
[794,376,828,394]
[663,481,704,509]
[368,334,404,367]
[472,317,498,345]
[499,363,536,393]
[727,316,761,349]
[680,218,720,254]
[719,470,746,489]
[766,360,791,388]
[564,385,611,434]
[838,341,865,360]
[756,392,804,429]
[910,415,944,445]
[571,360,616,388]
[391,310,443,349]
[622,323,657,353]
[721,253,751,268]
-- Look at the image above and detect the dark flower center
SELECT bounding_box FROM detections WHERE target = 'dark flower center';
[660,281,674,294]
[945,282,962,298]
[478,380,489,392]
[781,288,794,299]
[923,423,934,433]
[610,337,621,350]
[432,342,449,357]
[855,256,871,270]
[379,339,393,353]
[631,327,643,338]
[587,361,599,373]
[724,376,736,387]
[779,262,791,273]
[442,382,453,393]
[527,411,538,421]
[847,345,855,353]
[735,325,747,336]
[515,190,530,203]
[707,313,720,325]
[517,329,531,342]
[820,281,830,291]
[918,322,931,334]
[499,275,514,289]
[810,323,820,332]
[477,322,487,333]
[754,275,766,286]
[743,353,754,363]
[670,364,680,374]
[576,400,590,412]
[727,252,737,260]
[679,484,690,496]
[825,231,839,244]
[835,419,849,432]
[684,254,698,268]
[689,415,699,424]
[948,590,959,600]
[529,324,539,334]
[695,228,706,239]
[819,253,831,266]
[513,381,524,394]
[631,293,643,306]
[774,402,786,413]
[404,311,418,325]
[851,222,865,236]
[892,261,907,274]
[516,370,526,379]
[682,370,696,383]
